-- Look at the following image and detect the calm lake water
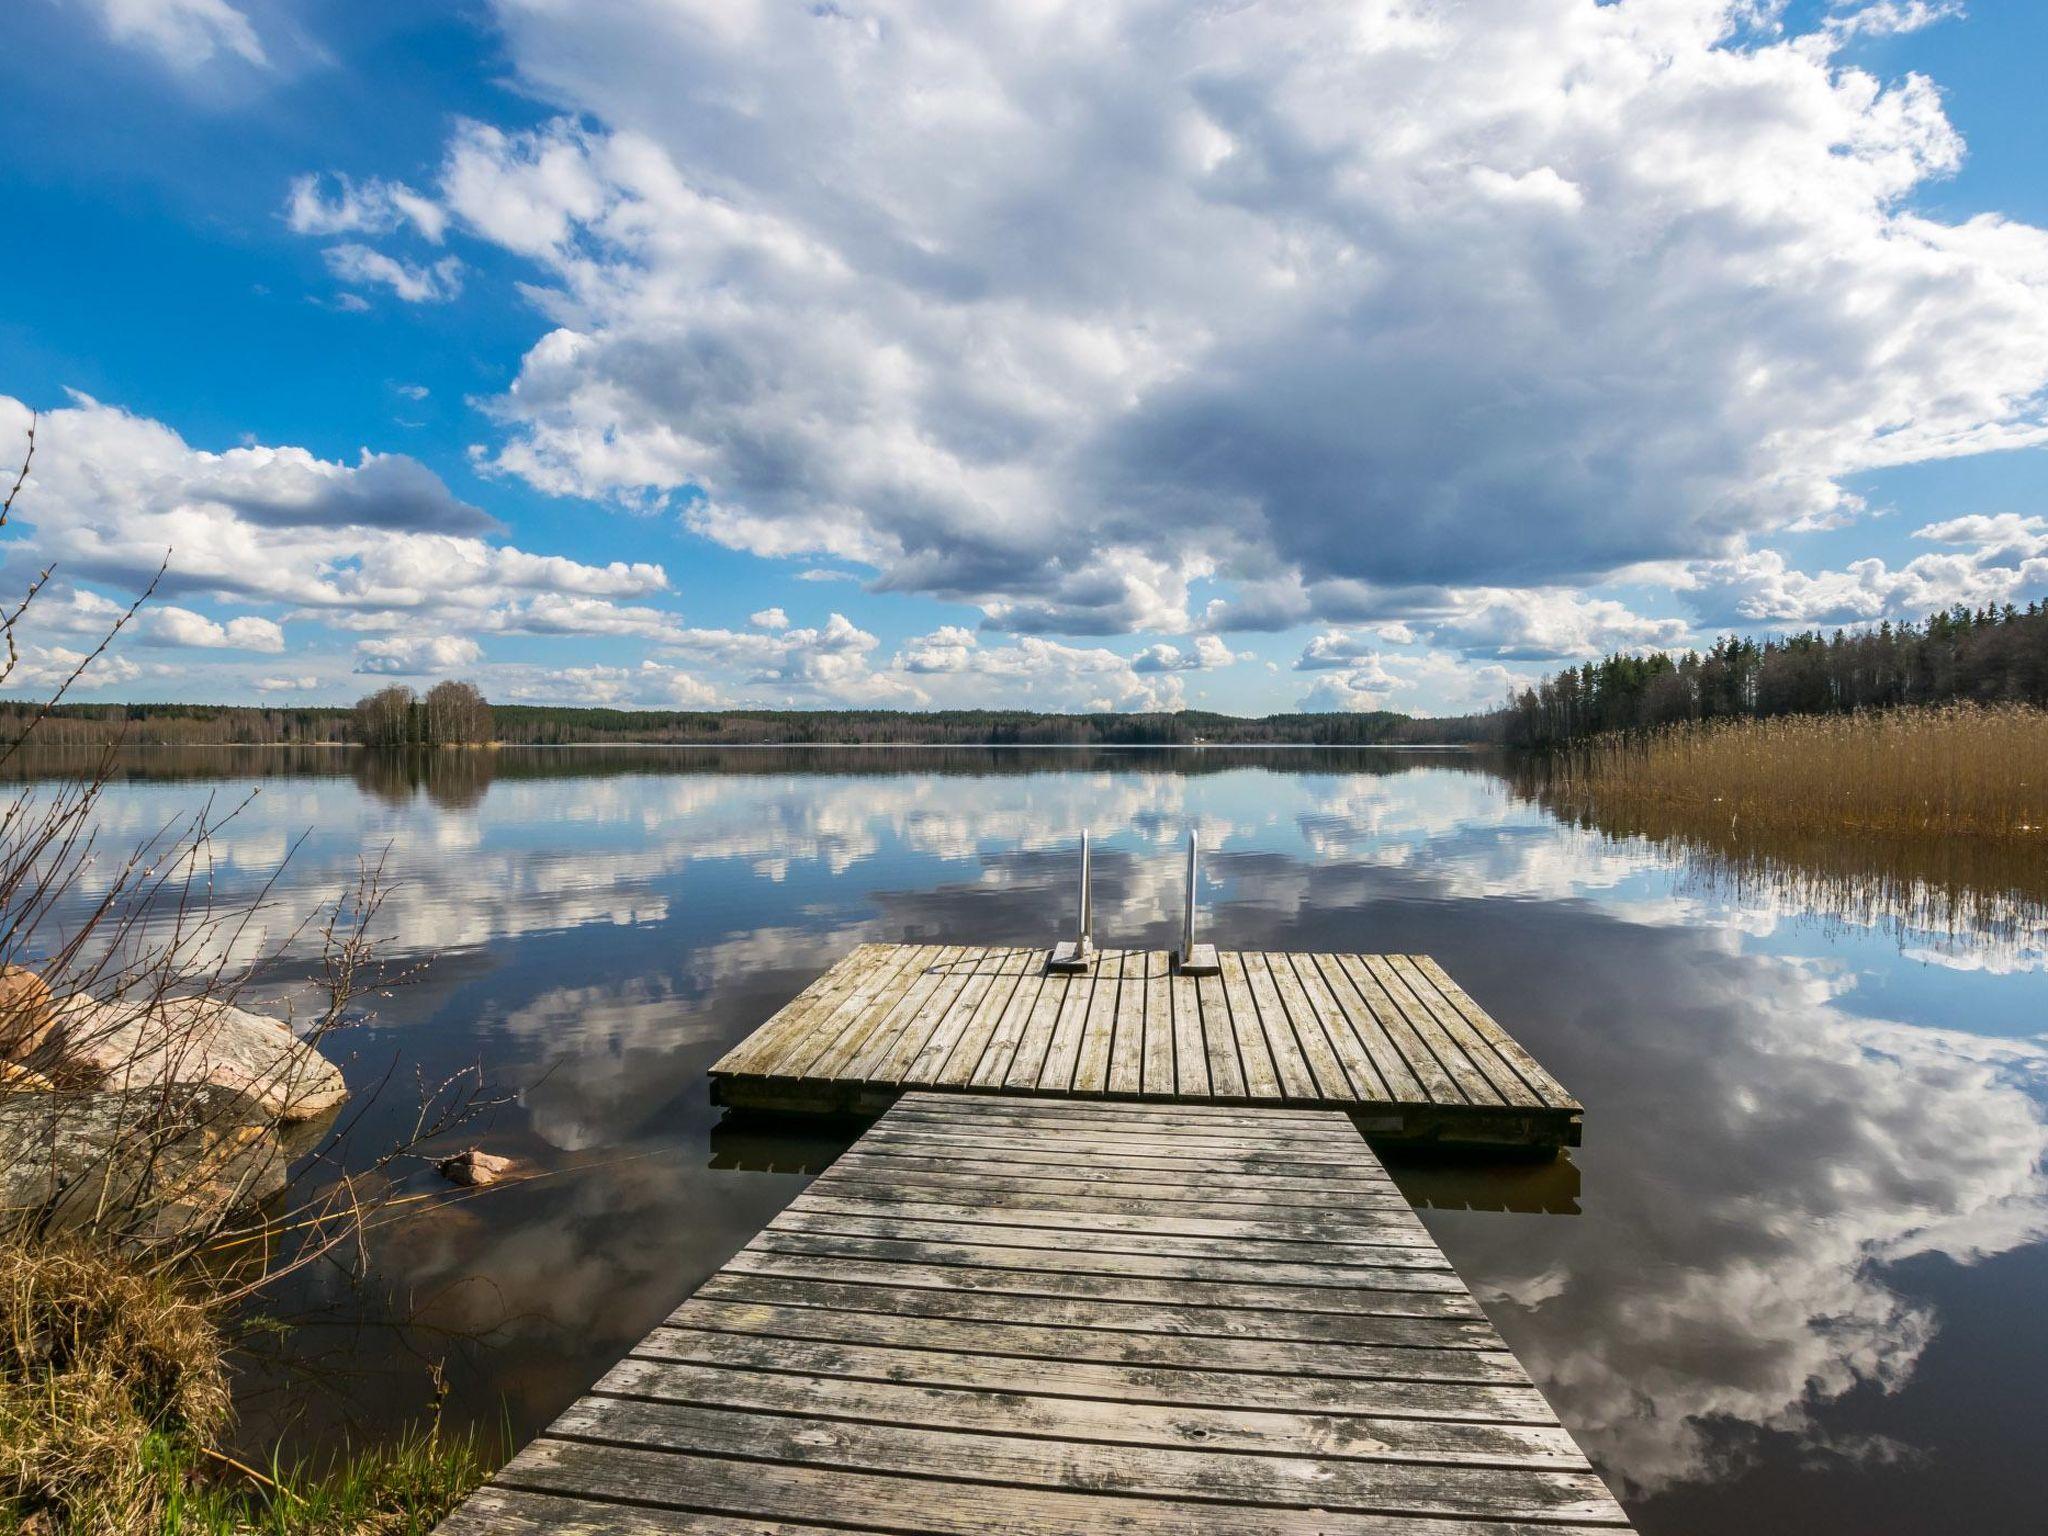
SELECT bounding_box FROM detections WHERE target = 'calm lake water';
[23,745,2047,1532]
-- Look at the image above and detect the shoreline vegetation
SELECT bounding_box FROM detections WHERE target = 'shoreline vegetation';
[1533,703,2046,842]
[3,424,489,1533]
[1512,704,2048,945]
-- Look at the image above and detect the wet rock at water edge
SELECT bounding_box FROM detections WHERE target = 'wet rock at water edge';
[42,994,348,1122]
[0,1084,306,1237]
[437,1148,516,1187]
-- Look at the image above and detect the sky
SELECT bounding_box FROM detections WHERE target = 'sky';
[3,0,2047,717]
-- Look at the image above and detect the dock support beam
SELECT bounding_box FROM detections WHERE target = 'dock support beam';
[1178,829,1220,975]
[1049,830,1095,971]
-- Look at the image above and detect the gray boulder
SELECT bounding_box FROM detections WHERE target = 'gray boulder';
[0,1085,295,1239]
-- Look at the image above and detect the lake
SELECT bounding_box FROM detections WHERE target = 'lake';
[22,745,2046,1533]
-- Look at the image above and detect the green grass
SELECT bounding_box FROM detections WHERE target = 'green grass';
[154,1421,493,1536]
[2,1240,492,1535]
[3,1420,491,1535]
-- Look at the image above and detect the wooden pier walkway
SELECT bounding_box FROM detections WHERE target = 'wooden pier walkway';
[710,944,1581,1151]
[440,1092,1630,1533]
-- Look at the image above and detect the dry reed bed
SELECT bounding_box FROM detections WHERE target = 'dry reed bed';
[1543,703,2048,840]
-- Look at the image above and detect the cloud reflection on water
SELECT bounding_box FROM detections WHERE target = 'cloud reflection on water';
[25,746,2048,1530]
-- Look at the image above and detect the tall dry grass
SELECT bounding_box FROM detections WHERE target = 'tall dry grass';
[0,1243,227,1530]
[1544,703,2048,840]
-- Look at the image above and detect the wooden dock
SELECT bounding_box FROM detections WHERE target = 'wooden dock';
[439,1092,1630,1533]
[709,944,1581,1151]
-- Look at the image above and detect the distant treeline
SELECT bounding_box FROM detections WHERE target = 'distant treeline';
[1505,603,2048,747]
[0,696,1497,748]
[0,702,353,745]
[483,704,1495,746]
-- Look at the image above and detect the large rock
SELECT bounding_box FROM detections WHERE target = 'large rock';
[0,1084,293,1239]
[0,964,55,1058]
[43,994,348,1123]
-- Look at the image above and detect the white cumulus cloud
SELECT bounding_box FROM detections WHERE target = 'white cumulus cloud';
[323,0,2048,641]
[353,635,485,676]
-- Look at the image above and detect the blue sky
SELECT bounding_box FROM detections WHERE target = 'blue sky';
[3,0,2046,715]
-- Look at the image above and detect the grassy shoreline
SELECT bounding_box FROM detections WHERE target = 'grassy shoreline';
[1,1241,488,1535]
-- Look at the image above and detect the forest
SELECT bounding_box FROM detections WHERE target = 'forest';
[1502,603,2048,747]
[0,697,1490,747]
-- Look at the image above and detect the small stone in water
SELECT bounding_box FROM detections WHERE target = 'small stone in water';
[437,1148,515,1187]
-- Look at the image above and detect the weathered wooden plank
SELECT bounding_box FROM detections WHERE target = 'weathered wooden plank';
[592,1358,1588,1468]
[541,1397,1628,1524]
[1141,946,1175,1095]
[878,946,999,1081]
[821,1137,1405,1186]
[1198,966,1249,1098]
[692,1272,1494,1349]
[1029,966,1093,1091]
[1327,952,1462,1104]
[1246,949,1325,1098]
[490,1441,1630,1535]
[724,1247,1482,1315]
[767,1208,1457,1268]
[1410,956,1581,1111]
[1267,949,1380,1101]
[1068,948,1127,1094]
[822,1156,1408,1206]
[925,946,1032,1089]
[1256,950,1353,1098]
[847,945,981,1083]
[709,943,883,1077]
[1219,951,1286,1098]
[437,1485,865,1535]
[783,1191,1440,1247]
[996,956,1068,1091]
[866,1115,1369,1158]
[960,948,1048,1087]
[1359,955,1505,1107]
[798,943,943,1080]
[1168,965,1210,1098]
[748,943,924,1079]
[1106,946,1148,1095]
[873,1103,1362,1144]
[1290,950,1412,1101]
[1386,954,1540,1109]
[667,1297,1522,1383]
[816,1167,1414,1218]
[740,1230,1471,1295]
[836,1139,1399,1186]
[897,946,1019,1086]
[885,1093,1352,1131]
[865,945,990,1085]
[798,950,950,1081]
[635,1326,1551,1422]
